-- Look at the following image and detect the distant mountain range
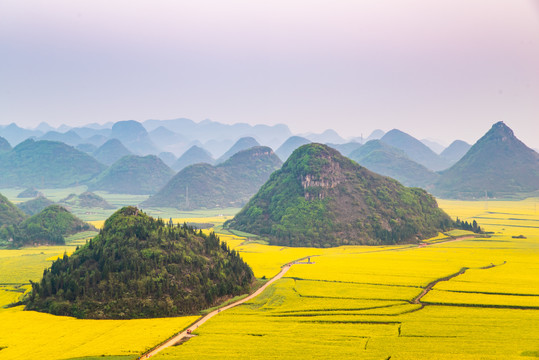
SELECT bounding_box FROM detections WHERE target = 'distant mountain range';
[143,146,282,210]
[1,119,538,200]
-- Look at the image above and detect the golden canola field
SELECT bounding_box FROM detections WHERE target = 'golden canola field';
[1,199,538,359]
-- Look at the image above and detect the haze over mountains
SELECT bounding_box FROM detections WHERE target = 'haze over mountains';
[0,118,537,200]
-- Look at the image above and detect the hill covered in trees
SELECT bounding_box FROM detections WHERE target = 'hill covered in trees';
[143,146,282,210]
[5,205,93,247]
[434,122,539,198]
[25,207,253,319]
[89,155,174,194]
[0,139,106,188]
[226,144,452,247]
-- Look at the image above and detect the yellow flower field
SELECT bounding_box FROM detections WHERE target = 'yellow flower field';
[0,198,538,359]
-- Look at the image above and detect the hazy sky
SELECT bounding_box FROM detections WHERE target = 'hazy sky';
[1,0,539,147]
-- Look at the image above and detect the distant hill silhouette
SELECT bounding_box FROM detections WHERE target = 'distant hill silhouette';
[172,145,214,172]
[440,140,471,165]
[148,126,190,154]
[93,139,133,166]
[40,130,82,146]
[327,142,362,156]
[59,192,114,209]
[349,140,439,188]
[226,144,452,247]
[158,152,177,167]
[143,118,291,151]
[76,143,98,154]
[275,136,311,161]
[110,120,159,155]
[17,196,55,216]
[434,122,539,198]
[381,129,451,171]
[17,187,43,198]
[421,139,445,154]
[0,136,11,153]
[305,129,345,144]
[89,155,174,195]
[366,129,385,141]
[144,146,282,210]
[216,137,260,164]
[0,139,106,188]
[0,123,42,146]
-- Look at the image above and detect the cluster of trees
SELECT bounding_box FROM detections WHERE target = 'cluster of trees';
[1,192,90,248]
[455,217,483,233]
[26,207,253,319]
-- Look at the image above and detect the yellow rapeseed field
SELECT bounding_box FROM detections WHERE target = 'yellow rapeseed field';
[1,198,538,359]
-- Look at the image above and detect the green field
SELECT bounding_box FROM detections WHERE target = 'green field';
[0,195,538,359]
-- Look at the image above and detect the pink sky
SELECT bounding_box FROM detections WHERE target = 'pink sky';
[1,0,538,146]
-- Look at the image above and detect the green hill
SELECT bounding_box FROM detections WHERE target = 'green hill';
[434,122,539,198]
[0,139,106,188]
[13,205,93,247]
[25,207,253,319]
[348,140,439,188]
[381,129,450,171]
[89,155,174,195]
[143,146,282,210]
[92,139,133,166]
[17,196,55,216]
[59,192,114,209]
[226,143,452,247]
[172,145,214,172]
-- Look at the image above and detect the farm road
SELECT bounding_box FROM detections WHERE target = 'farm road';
[140,256,314,359]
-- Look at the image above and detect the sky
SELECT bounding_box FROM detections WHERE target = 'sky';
[1,0,539,147]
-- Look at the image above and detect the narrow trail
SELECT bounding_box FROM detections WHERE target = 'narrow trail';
[412,261,506,306]
[140,256,315,359]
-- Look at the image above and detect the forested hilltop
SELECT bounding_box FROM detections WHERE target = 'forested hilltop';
[26,207,254,319]
[226,143,453,247]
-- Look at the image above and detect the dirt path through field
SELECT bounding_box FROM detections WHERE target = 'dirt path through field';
[140,256,314,359]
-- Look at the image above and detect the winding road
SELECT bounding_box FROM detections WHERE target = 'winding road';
[140,258,312,359]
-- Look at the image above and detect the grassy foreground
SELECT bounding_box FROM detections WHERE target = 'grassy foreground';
[0,198,538,359]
